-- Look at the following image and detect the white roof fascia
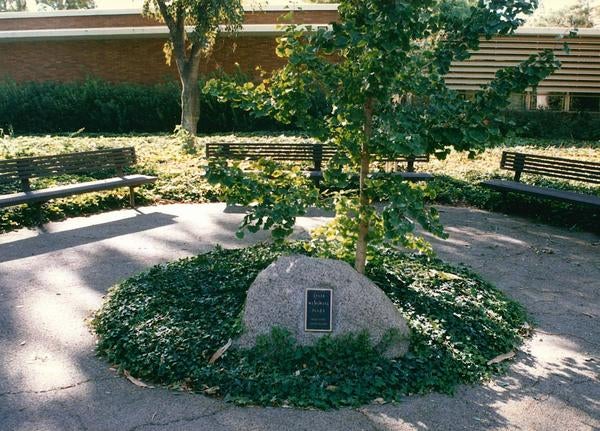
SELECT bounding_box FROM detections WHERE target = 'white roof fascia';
[2,24,599,42]
[252,3,338,12]
[514,27,600,37]
[0,24,332,41]
[0,9,141,19]
[0,4,338,19]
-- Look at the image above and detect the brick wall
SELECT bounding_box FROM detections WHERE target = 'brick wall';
[0,10,339,31]
[245,10,339,25]
[0,9,336,84]
[0,36,284,84]
[0,14,159,31]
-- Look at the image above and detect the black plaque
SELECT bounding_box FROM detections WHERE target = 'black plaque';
[305,288,332,332]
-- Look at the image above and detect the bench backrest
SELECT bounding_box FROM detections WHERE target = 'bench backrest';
[0,147,137,191]
[500,151,600,184]
[206,142,429,172]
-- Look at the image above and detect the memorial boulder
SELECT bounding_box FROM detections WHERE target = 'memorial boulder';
[235,255,410,358]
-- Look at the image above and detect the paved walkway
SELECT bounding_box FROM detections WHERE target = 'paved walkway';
[0,203,598,431]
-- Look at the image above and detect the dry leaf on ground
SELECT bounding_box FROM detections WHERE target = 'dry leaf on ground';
[123,370,154,389]
[487,351,516,366]
[209,338,232,364]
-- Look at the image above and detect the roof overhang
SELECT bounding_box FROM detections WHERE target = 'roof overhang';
[0,3,339,20]
[1,22,599,43]
[0,24,334,42]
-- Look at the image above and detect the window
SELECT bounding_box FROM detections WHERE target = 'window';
[570,94,600,112]
[535,93,564,111]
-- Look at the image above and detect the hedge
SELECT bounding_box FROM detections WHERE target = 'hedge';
[0,79,286,135]
[505,110,600,140]
[1,79,599,139]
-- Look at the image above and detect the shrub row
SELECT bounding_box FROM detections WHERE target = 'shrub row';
[0,79,286,134]
[2,79,599,138]
[505,110,600,140]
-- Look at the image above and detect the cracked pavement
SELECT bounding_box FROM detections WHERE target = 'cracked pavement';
[0,203,598,430]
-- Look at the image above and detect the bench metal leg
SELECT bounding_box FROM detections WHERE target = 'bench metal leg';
[129,186,136,208]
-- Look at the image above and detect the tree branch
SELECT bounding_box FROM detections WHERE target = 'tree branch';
[155,0,187,64]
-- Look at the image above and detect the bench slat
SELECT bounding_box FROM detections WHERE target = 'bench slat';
[483,151,600,208]
[482,179,600,208]
[0,148,137,183]
[499,151,600,185]
[502,151,600,168]
[206,143,429,164]
[0,175,156,208]
[502,159,600,179]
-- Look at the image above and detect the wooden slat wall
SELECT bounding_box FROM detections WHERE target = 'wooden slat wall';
[447,30,600,94]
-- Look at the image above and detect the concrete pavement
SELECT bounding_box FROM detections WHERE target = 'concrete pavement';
[0,203,598,431]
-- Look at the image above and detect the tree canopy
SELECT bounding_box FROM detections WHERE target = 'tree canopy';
[207,0,560,273]
[39,0,96,10]
[0,0,95,11]
[0,0,26,11]
[530,0,599,28]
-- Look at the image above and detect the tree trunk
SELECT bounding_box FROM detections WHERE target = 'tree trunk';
[180,66,200,136]
[354,98,374,274]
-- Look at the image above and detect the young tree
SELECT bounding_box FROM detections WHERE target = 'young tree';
[0,0,26,11]
[143,0,244,135]
[206,0,559,274]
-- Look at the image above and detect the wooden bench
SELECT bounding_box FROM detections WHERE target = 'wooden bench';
[481,151,600,208]
[205,142,432,181]
[0,147,157,209]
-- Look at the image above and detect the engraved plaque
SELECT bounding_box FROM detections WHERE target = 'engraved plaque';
[305,288,332,332]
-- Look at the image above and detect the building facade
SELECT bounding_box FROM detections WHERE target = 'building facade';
[0,6,337,84]
[0,6,599,113]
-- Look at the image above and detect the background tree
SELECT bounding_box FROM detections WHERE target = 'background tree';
[0,0,26,11]
[206,0,559,274]
[38,0,96,9]
[530,0,599,28]
[143,0,244,135]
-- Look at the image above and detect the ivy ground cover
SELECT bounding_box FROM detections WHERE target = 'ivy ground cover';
[1,133,597,233]
[92,243,530,409]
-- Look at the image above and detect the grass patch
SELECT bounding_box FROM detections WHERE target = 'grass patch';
[1,133,598,233]
[92,243,529,409]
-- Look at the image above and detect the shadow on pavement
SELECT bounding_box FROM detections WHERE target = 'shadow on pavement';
[0,204,598,430]
[0,212,178,264]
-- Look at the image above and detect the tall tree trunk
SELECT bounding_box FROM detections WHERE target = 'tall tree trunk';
[180,67,200,135]
[157,0,202,136]
[354,98,374,274]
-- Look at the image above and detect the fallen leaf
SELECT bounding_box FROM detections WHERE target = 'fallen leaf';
[429,269,462,281]
[123,370,154,389]
[209,339,232,364]
[487,351,516,366]
[204,386,220,395]
[373,397,385,404]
